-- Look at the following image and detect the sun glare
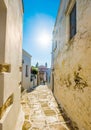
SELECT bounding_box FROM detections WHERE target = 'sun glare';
[37,32,51,47]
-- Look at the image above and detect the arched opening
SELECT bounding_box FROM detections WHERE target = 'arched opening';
[52,73,54,93]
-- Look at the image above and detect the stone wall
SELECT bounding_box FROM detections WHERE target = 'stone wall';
[52,0,91,129]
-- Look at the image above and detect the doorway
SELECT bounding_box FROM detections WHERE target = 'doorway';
[52,73,54,93]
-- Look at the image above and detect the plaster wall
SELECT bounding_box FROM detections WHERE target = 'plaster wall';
[0,0,23,130]
[52,0,91,129]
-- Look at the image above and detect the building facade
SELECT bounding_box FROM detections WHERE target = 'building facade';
[22,49,32,90]
[51,0,91,129]
[38,65,50,85]
[0,0,24,130]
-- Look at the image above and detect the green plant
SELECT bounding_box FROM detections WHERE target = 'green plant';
[31,66,38,75]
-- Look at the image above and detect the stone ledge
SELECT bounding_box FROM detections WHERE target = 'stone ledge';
[0,64,11,73]
[0,94,13,120]
[0,105,13,123]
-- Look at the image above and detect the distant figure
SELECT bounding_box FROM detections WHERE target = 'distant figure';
[43,80,45,85]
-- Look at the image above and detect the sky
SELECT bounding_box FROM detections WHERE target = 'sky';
[23,0,60,67]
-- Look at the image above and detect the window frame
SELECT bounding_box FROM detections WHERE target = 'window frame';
[25,65,29,77]
[69,2,76,39]
[65,0,77,42]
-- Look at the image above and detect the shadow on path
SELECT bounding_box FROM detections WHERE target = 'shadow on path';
[21,85,75,130]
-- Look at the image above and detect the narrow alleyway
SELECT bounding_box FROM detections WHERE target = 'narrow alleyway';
[21,85,72,130]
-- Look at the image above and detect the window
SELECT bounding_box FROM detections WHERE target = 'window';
[25,65,28,77]
[55,41,57,49]
[53,41,57,52]
[70,3,76,39]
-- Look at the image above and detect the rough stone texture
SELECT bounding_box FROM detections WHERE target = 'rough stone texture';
[51,0,91,130]
[21,85,72,130]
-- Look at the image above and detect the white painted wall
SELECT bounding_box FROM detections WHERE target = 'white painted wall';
[0,0,24,130]
[51,0,91,129]
[22,49,32,90]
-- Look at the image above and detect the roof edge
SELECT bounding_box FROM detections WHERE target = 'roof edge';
[54,0,62,29]
[22,0,24,13]
[23,49,32,57]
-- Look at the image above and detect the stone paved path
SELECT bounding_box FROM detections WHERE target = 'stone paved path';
[21,85,72,130]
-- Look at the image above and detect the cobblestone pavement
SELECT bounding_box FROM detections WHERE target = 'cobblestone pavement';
[21,85,72,130]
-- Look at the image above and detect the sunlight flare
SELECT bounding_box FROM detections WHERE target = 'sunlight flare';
[37,31,51,47]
